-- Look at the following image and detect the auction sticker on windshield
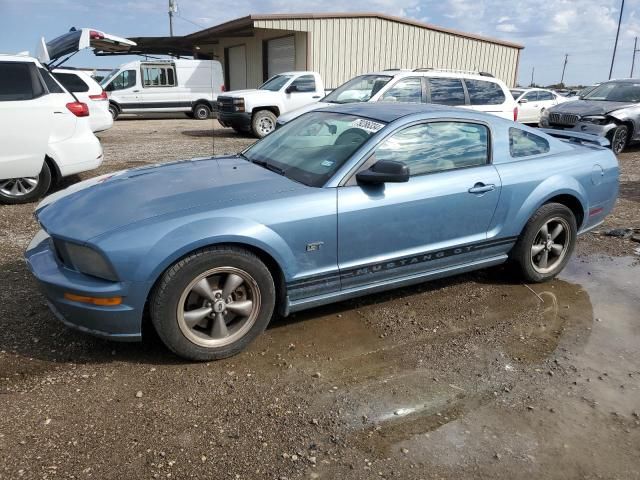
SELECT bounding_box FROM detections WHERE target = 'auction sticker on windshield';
[350,118,385,133]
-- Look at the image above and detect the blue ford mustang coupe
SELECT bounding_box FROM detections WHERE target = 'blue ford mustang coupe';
[26,104,619,360]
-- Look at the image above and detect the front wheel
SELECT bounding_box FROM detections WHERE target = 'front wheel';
[0,161,52,205]
[193,103,211,120]
[251,110,277,138]
[511,203,577,283]
[150,246,276,361]
[108,103,119,121]
[609,125,629,155]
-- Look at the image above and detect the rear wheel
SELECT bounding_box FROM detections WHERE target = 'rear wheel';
[609,125,629,155]
[0,161,52,205]
[511,203,577,283]
[251,110,277,138]
[150,246,276,361]
[193,103,211,120]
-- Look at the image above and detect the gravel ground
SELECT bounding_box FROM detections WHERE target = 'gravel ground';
[0,118,639,479]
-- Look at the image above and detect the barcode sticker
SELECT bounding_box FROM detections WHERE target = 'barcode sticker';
[350,118,385,133]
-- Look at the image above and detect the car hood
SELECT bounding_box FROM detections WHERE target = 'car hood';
[36,156,307,242]
[550,100,636,116]
[221,89,271,98]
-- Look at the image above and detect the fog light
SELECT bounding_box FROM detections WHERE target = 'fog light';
[64,293,122,306]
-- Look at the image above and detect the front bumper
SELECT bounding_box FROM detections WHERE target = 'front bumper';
[218,111,252,130]
[539,118,617,138]
[24,230,146,342]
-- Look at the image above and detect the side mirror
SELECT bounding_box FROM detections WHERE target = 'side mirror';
[356,159,410,185]
[518,98,528,104]
[285,85,298,94]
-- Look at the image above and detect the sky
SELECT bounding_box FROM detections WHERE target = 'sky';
[1,0,639,86]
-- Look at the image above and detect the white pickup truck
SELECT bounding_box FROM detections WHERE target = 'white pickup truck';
[217,71,325,137]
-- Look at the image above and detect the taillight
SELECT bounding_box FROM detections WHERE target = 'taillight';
[89,30,105,40]
[221,84,226,92]
[513,106,518,121]
[89,91,108,101]
[66,102,90,117]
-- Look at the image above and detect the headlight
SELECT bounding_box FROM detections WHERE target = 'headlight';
[581,115,608,125]
[233,98,245,112]
[54,240,118,281]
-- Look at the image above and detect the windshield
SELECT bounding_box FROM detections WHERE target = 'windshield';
[323,75,393,104]
[242,111,387,187]
[259,75,293,91]
[584,82,640,102]
[100,68,120,87]
[510,89,524,99]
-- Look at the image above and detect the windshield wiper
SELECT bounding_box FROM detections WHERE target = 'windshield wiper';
[250,159,287,176]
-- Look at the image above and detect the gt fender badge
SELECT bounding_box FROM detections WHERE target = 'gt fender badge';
[306,242,324,252]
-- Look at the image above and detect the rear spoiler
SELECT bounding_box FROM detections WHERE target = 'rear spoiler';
[539,128,610,148]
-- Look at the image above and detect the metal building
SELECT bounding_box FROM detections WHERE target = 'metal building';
[130,13,523,89]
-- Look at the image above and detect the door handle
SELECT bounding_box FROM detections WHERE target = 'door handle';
[312,95,321,99]
[132,90,140,92]
[468,183,496,194]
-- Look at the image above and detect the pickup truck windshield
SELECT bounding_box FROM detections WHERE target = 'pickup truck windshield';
[242,111,386,187]
[260,75,293,91]
[584,82,640,102]
[324,75,392,104]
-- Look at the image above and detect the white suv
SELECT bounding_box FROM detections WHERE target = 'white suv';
[53,69,113,132]
[278,69,518,125]
[0,55,103,204]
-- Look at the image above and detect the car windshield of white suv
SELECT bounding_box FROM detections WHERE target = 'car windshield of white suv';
[323,75,393,104]
[583,82,640,102]
[242,111,386,187]
[259,75,293,91]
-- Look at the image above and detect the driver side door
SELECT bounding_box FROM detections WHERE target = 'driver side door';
[337,120,502,290]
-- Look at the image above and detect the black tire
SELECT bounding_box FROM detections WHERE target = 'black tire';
[608,124,629,155]
[150,246,276,361]
[184,112,195,119]
[108,103,119,121]
[0,161,52,205]
[511,203,577,283]
[251,110,277,138]
[232,126,247,135]
[193,103,211,120]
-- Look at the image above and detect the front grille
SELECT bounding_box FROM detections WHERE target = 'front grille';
[217,96,235,113]
[549,112,580,126]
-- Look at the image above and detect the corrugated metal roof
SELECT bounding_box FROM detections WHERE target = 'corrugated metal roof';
[185,12,524,50]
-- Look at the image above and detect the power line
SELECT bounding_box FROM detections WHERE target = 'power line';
[175,14,206,29]
[609,0,625,79]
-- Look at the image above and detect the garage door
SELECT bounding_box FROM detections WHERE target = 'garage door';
[228,45,247,90]
[267,36,295,78]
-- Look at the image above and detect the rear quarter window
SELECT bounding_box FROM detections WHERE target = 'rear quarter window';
[465,79,506,105]
[509,128,550,157]
[53,72,90,92]
[0,62,44,101]
[38,68,65,94]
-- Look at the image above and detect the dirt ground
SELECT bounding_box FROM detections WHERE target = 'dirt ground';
[0,116,639,480]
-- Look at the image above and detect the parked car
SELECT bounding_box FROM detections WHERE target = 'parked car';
[510,88,570,124]
[53,68,113,132]
[26,103,618,360]
[277,69,518,127]
[0,54,103,204]
[540,79,640,154]
[217,71,325,137]
[100,59,225,120]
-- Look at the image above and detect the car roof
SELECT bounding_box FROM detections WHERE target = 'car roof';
[0,53,41,64]
[316,102,503,124]
[366,69,506,84]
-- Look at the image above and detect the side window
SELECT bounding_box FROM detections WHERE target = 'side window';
[428,78,466,106]
[509,128,550,157]
[538,91,554,101]
[465,79,506,105]
[108,70,137,91]
[380,77,423,103]
[523,91,538,102]
[375,122,489,176]
[38,68,64,94]
[0,62,44,101]
[291,75,316,92]
[142,65,176,87]
[52,72,90,93]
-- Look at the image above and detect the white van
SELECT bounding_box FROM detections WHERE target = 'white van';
[100,59,224,120]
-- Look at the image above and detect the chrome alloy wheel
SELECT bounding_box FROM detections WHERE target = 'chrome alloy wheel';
[177,267,261,348]
[0,177,39,197]
[611,126,628,155]
[258,117,275,136]
[530,217,571,274]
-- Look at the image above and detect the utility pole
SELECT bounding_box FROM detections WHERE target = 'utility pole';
[560,54,568,86]
[609,0,625,79]
[631,36,640,77]
[169,0,177,37]
[530,66,535,87]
